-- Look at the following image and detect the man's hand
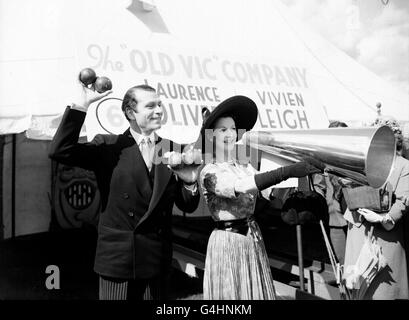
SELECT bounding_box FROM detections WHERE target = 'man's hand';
[165,146,202,184]
[172,165,201,185]
[72,75,112,111]
[181,145,202,166]
[357,208,383,223]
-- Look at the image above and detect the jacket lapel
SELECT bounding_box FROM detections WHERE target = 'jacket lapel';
[122,129,152,197]
[136,136,173,227]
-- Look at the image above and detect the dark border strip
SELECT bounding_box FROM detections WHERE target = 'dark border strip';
[0,135,4,240]
[11,134,16,238]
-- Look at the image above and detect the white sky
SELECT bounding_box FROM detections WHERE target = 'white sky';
[280,0,409,97]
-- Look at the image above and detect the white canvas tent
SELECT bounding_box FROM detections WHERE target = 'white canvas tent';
[1,0,408,141]
[1,0,408,238]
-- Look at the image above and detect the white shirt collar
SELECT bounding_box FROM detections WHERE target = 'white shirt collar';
[129,127,156,146]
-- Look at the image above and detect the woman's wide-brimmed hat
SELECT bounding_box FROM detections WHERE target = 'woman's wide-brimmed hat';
[196,95,258,152]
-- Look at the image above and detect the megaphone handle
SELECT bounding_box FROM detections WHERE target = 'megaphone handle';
[296,224,305,292]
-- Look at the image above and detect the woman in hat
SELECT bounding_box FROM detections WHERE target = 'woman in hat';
[198,95,322,300]
[343,116,409,299]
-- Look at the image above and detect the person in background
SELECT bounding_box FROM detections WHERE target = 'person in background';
[49,76,200,300]
[402,133,409,160]
[314,121,349,265]
[343,116,409,299]
[403,196,409,207]
[198,96,322,300]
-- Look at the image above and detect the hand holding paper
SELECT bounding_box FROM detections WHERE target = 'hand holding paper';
[357,208,384,223]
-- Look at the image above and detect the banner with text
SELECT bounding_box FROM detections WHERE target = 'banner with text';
[80,41,329,144]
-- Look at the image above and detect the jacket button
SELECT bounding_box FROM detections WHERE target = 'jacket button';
[123,193,129,199]
[128,211,134,217]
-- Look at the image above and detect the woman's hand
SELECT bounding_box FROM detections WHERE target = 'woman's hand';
[286,161,322,178]
[357,208,395,230]
[357,208,383,223]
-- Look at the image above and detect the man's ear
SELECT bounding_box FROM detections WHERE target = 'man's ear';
[125,107,135,120]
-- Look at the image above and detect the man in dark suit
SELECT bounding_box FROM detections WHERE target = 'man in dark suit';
[49,79,200,300]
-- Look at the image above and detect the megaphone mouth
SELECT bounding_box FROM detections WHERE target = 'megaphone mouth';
[366,125,396,188]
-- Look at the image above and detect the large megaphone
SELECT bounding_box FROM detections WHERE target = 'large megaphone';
[242,126,396,188]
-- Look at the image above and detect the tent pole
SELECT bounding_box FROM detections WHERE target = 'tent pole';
[11,134,16,238]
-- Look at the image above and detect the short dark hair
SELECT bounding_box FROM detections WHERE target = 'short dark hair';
[121,84,156,120]
[329,121,348,128]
